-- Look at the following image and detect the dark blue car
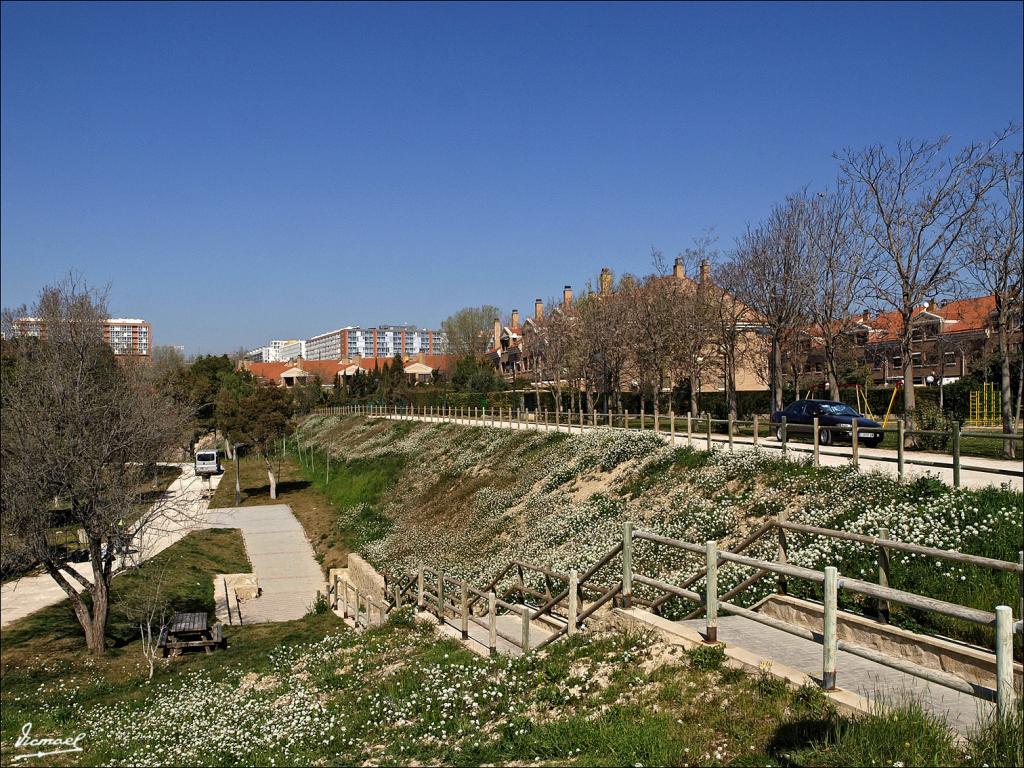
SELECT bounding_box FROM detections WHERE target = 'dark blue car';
[770,399,883,447]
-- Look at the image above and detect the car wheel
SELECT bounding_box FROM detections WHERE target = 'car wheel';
[819,428,832,446]
[775,427,784,442]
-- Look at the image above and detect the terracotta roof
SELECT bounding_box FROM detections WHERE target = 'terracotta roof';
[861,295,996,344]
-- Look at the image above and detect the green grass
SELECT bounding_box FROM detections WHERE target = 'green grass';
[291,448,405,550]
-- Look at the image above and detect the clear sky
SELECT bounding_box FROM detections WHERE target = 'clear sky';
[2,1,1022,354]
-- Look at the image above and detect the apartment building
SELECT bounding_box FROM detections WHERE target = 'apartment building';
[305,325,448,360]
[244,339,303,363]
[13,316,152,358]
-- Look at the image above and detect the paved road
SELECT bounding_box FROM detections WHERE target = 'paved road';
[206,504,326,623]
[681,614,993,734]
[380,413,1023,491]
[1,464,222,628]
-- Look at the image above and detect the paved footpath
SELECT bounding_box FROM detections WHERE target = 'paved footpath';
[1,464,326,628]
[1,464,221,629]
[682,615,993,734]
[381,413,1023,491]
[206,504,326,623]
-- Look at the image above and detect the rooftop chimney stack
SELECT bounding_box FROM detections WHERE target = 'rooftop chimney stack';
[673,257,685,281]
[493,318,502,347]
[535,298,544,321]
[699,260,711,284]
[563,285,573,308]
[600,267,613,295]
[511,309,520,328]
[862,310,870,322]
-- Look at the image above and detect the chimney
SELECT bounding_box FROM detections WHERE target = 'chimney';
[535,298,544,321]
[927,299,936,311]
[862,309,870,322]
[493,318,501,347]
[511,309,520,328]
[673,256,685,281]
[600,267,613,295]
[699,260,711,284]
[563,285,573,308]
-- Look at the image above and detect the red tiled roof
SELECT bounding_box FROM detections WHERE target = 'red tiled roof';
[861,295,996,344]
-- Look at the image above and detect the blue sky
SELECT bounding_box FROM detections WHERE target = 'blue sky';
[2,1,1022,354]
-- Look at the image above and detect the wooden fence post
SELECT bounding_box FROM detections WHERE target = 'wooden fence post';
[777,509,788,595]
[823,566,838,690]
[521,604,531,653]
[728,416,734,452]
[340,579,349,618]
[639,403,645,430]
[417,566,425,611]
[622,521,633,609]
[460,581,469,640]
[996,605,1016,720]
[670,411,676,443]
[851,418,860,470]
[877,527,890,624]
[437,571,445,625]
[488,592,497,656]
[753,414,759,448]
[568,570,578,635]
[1018,551,1023,641]
[706,416,712,451]
[624,409,629,431]
[705,540,718,643]
[952,422,961,488]
[812,416,820,467]
[897,420,905,481]
[781,416,788,459]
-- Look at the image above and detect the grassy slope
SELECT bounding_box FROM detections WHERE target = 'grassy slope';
[294,414,1022,651]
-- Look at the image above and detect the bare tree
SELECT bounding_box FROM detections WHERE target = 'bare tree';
[576,276,631,414]
[728,194,815,411]
[1,277,191,654]
[709,260,757,420]
[805,186,869,400]
[964,149,1023,457]
[667,239,719,416]
[838,128,1015,441]
[624,251,678,421]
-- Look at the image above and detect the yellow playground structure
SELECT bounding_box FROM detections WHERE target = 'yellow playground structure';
[968,382,1002,428]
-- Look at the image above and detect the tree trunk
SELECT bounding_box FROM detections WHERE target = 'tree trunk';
[689,371,699,417]
[826,346,841,401]
[223,437,234,461]
[266,457,278,499]
[771,336,784,412]
[997,316,1016,459]
[902,331,917,447]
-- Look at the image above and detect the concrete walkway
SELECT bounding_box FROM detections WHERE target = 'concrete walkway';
[680,614,993,734]
[205,504,326,623]
[0,464,221,628]
[380,413,1023,491]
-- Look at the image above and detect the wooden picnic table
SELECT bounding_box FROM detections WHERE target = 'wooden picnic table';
[161,612,224,657]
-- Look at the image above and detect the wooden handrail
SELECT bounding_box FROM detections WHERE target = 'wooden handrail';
[777,520,1022,572]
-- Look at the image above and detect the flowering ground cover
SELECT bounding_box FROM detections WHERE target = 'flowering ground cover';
[3,604,1018,767]
[294,415,1022,651]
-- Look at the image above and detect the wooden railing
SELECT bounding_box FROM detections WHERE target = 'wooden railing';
[622,521,1022,721]
[314,404,1023,488]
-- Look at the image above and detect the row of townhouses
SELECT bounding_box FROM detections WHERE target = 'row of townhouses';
[485,260,1019,395]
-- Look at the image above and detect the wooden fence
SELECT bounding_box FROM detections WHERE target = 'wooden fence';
[315,404,1024,487]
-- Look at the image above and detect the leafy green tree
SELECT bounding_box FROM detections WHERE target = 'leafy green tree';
[228,386,293,499]
[441,305,502,356]
[450,356,506,393]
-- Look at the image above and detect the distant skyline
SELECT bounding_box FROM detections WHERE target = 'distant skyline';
[2,1,1022,354]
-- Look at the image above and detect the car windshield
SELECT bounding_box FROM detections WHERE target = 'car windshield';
[820,403,859,416]
[197,453,215,461]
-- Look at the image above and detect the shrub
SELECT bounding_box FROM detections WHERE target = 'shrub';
[686,643,726,671]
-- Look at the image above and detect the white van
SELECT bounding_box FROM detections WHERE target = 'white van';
[194,450,223,477]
